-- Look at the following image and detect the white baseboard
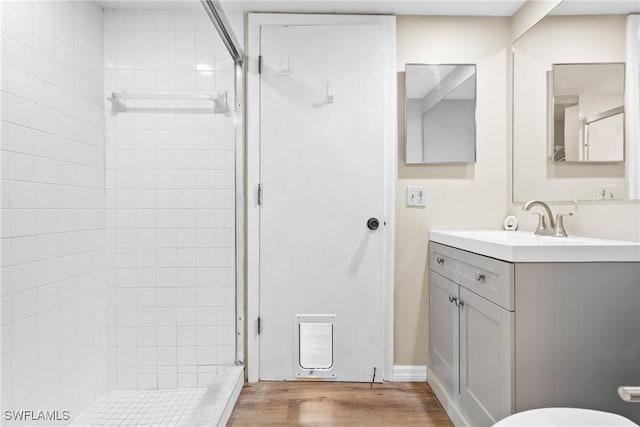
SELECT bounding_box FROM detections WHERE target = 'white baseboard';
[392,365,427,382]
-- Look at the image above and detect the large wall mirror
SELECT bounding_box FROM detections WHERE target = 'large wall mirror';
[550,63,625,163]
[512,1,639,202]
[405,64,476,164]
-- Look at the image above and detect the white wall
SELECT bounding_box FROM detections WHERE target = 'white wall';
[396,16,510,365]
[0,0,106,418]
[103,8,237,390]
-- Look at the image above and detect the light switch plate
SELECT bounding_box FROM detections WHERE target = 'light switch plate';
[596,184,620,201]
[406,185,426,207]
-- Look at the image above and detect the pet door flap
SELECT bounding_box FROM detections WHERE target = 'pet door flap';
[295,315,337,379]
[299,323,333,369]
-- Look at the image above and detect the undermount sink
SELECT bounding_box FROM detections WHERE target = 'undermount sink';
[430,230,640,262]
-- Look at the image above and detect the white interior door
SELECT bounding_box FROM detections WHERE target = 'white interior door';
[258,24,387,382]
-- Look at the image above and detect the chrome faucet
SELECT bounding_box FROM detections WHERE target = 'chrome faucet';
[523,200,573,237]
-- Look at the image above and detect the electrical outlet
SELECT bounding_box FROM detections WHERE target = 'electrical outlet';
[596,184,619,201]
[406,186,426,207]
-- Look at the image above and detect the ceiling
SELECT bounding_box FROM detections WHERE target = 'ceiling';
[551,0,640,15]
[217,0,527,16]
[99,0,640,16]
[99,0,527,15]
[99,0,201,9]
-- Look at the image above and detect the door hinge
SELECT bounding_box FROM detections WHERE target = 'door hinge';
[257,183,262,205]
[258,55,262,74]
[257,317,261,334]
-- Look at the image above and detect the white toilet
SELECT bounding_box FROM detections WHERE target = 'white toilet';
[493,408,638,427]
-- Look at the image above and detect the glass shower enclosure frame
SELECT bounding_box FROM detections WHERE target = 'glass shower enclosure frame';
[200,0,245,366]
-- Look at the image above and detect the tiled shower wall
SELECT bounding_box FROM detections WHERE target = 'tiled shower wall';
[0,0,106,416]
[103,8,237,390]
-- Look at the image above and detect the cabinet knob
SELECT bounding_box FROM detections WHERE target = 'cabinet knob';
[475,272,486,282]
[448,295,457,303]
[436,256,445,265]
[618,386,640,402]
[456,299,465,308]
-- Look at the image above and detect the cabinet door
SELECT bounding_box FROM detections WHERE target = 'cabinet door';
[459,288,514,427]
[429,272,459,398]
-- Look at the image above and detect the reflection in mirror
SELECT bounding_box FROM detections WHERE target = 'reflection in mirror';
[550,63,625,163]
[405,64,476,164]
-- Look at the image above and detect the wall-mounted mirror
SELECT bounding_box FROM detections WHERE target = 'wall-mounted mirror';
[550,63,625,163]
[512,3,639,202]
[405,64,476,164]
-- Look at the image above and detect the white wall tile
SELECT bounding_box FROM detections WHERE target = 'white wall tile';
[137,327,156,346]
[195,32,215,51]
[156,31,175,51]
[216,345,234,365]
[197,346,217,365]
[177,326,197,346]
[32,51,56,84]
[136,29,156,51]
[175,31,195,51]
[154,11,175,31]
[103,7,237,391]
[175,70,196,90]
[136,347,156,366]
[11,315,37,350]
[157,327,176,346]
[176,346,196,365]
[157,346,177,365]
[176,307,196,326]
[175,13,195,32]
[117,367,137,390]
[2,35,34,73]
[114,10,135,30]
[177,371,197,388]
[136,308,156,327]
[11,289,37,321]
[117,347,137,367]
[137,372,157,390]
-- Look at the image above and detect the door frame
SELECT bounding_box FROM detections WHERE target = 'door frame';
[246,13,396,382]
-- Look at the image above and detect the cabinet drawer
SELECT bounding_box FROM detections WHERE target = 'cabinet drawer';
[430,241,514,311]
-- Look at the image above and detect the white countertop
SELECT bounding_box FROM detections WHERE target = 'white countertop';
[429,230,640,263]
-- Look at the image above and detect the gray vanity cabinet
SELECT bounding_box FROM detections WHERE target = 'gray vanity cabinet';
[514,262,640,423]
[429,272,459,399]
[429,240,640,426]
[429,242,515,427]
[459,287,514,426]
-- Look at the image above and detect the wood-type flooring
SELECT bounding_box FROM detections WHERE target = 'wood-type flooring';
[227,381,453,426]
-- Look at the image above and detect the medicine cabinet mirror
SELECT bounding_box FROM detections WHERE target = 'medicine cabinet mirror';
[550,63,625,163]
[405,64,476,164]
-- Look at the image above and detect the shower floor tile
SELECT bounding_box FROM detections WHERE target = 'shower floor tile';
[69,388,208,427]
